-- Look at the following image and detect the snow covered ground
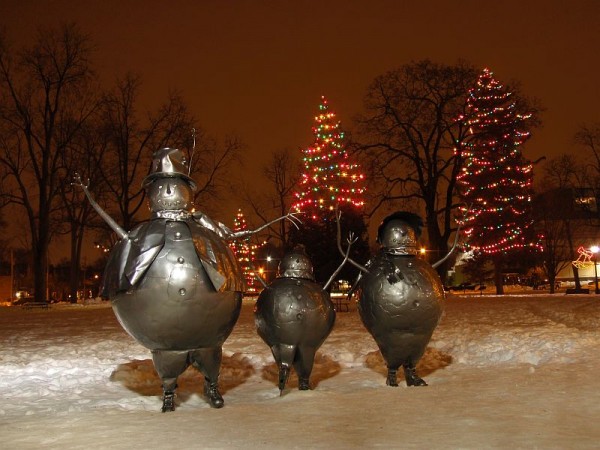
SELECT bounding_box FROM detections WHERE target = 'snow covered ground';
[1,292,599,449]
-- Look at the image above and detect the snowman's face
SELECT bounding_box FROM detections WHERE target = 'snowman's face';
[147,177,193,212]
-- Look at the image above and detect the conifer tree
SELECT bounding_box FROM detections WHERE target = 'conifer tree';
[289,97,369,284]
[229,209,263,294]
[458,68,542,294]
[293,96,366,220]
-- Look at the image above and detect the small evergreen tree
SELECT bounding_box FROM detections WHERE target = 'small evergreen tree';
[293,96,366,219]
[290,97,369,285]
[229,209,264,295]
[457,68,542,294]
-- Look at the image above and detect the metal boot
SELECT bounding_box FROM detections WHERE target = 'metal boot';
[386,368,398,387]
[204,379,224,408]
[403,365,427,386]
[298,377,310,391]
[161,391,176,412]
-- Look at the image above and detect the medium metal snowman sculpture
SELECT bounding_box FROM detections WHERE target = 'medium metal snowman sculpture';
[339,211,455,387]
[254,236,354,395]
[75,147,298,411]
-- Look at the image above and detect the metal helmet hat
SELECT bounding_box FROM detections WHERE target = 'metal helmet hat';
[142,147,197,191]
[377,211,423,254]
[277,252,315,280]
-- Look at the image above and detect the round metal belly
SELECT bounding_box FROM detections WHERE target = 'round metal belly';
[359,257,444,335]
[111,222,242,351]
[255,278,335,347]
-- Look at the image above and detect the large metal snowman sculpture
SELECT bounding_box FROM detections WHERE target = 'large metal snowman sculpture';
[254,239,353,395]
[340,211,451,387]
[76,147,296,411]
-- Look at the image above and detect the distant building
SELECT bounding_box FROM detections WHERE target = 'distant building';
[534,187,600,284]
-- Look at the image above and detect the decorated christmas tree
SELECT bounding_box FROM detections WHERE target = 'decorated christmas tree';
[229,209,264,295]
[457,68,542,293]
[292,96,366,220]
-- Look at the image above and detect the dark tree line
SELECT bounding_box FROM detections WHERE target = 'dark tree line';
[533,125,600,293]
[0,24,241,302]
[241,61,545,289]
[2,23,583,299]
[353,60,543,284]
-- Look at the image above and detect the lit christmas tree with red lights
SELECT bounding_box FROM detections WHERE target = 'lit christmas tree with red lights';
[457,68,542,293]
[229,209,264,295]
[293,96,366,220]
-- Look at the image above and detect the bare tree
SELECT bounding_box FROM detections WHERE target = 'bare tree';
[95,73,195,232]
[355,60,478,279]
[541,154,589,291]
[533,189,573,293]
[59,120,110,302]
[0,24,98,302]
[189,132,244,215]
[575,123,600,189]
[237,148,300,250]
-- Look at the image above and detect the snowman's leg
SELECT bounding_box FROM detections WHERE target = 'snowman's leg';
[272,344,295,394]
[190,347,224,408]
[151,349,190,412]
[386,367,399,387]
[294,346,316,390]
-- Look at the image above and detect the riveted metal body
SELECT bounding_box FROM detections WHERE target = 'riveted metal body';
[107,219,242,351]
[358,253,444,371]
[79,147,248,410]
[354,211,445,387]
[254,255,336,392]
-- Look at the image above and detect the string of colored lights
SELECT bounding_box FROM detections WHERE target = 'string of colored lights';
[457,68,543,255]
[292,96,366,220]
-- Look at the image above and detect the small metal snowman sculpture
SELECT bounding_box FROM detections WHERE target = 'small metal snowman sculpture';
[339,211,454,387]
[75,147,298,411]
[254,236,354,394]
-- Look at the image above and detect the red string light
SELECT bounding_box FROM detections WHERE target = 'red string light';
[457,68,543,255]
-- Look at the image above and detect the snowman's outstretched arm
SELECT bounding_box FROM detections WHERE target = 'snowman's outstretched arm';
[431,204,469,269]
[431,229,460,269]
[323,232,357,291]
[72,173,128,240]
[249,262,268,289]
[346,271,363,301]
[228,212,302,240]
[335,208,369,273]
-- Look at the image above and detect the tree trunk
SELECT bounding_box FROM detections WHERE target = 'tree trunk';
[564,220,581,289]
[548,273,556,294]
[69,227,80,303]
[33,245,48,302]
[493,256,504,295]
[426,211,450,284]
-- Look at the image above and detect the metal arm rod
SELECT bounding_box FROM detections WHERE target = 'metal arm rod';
[249,262,268,289]
[431,204,469,269]
[228,212,302,240]
[323,233,356,291]
[73,174,128,240]
[335,207,369,273]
